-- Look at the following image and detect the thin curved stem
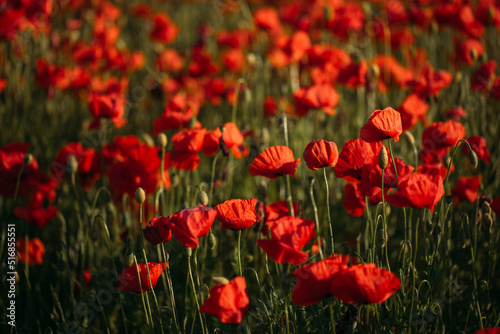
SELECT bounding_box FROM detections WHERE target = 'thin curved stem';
[323,168,334,255]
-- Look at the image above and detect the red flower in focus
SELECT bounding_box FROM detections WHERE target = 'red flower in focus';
[258,216,316,265]
[52,143,100,189]
[249,146,301,179]
[150,13,179,44]
[451,176,481,205]
[215,198,258,230]
[88,93,127,129]
[329,263,401,304]
[169,206,217,248]
[421,120,466,153]
[143,216,173,245]
[385,173,445,213]
[303,139,338,171]
[335,139,383,182]
[360,107,403,143]
[463,136,490,164]
[16,238,45,265]
[116,262,167,293]
[343,183,366,217]
[292,255,353,306]
[200,276,249,324]
[397,93,429,130]
[265,200,299,223]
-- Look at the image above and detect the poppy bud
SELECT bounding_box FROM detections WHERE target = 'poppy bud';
[470,48,478,63]
[24,153,34,165]
[67,154,78,174]
[212,276,230,285]
[443,155,452,168]
[481,201,491,215]
[208,232,216,250]
[189,117,197,129]
[156,133,168,148]
[403,131,415,147]
[141,133,154,146]
[378,148,388,170]
[246,53,256,68]
[367,64,380,82]
[376,229,386,247]
[468,149,478,168]
[185,247,192,257]
[135,187,146,204]
[197,190,209,206]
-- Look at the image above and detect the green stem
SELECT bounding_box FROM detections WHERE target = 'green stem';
[381,169,390,271]
[188,254,206,334]
[309,177,324,259]
[388,139,399,188]
[323,168,334,255]
[237,230,243,276]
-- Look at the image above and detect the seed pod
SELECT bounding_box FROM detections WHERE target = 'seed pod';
[246,53,256,67]
[208,232,216,250]
[378,148,388,170]
[197,190,209,206]
[443,155,452,168]
[24,153,34,165]
[468,149,478,168]
[135,187,146,204]
[403,131,415,147]
[185,247,192,257]
[212,276,230,285]
[156,133,168,148]
[67,154,78,174]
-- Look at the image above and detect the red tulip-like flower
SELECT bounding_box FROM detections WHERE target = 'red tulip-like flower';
[116,262,167,293]
[215,198,258,230]
[385,173,445,213]
[16,238,45,265]
[292,255,353,306]
[335,139,383,182]
[303,139,339,171]
[258,216,316,265]
[169,206,217,248]
[329,263,401,304]
[143,216,173,245]
[451,176,481,205]
[200,276,249,324]
[360,107,403,143]
[249,146,301,179]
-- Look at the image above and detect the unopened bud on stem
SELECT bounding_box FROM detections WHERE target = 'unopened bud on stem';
[135,187,146,204]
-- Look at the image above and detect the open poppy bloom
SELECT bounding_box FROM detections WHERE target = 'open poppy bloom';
[303,139,339,171]
[451,176,481,205]
[88,93,127,129]
[116,262,167,293]
[52,142,101,189]
[292,255,353,306]
[201,122,247,158]
[329,263,401,304]
[200,276,249,324]
[265,200,299,223]
[16,238,45,265]
[397,93,429,131]
[293,84,339,117]
[463,136,490,164]
[249,146,301,179]
[215,198,258,230]
[335,139,383,182]
[360,154,414,192]
[143,216,173,245]
[258,216,316,265]
[149,12,179,44]
[385,172,445,213]
[169,206,217,248]
[343,183,367,217]
[421,120,466,152]
[360,107,403,143]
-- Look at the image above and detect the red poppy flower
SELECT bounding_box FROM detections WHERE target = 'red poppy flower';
[397,93,429,131]
[52,143,100,189]
[249,146,301,179]
[451,176,481,205]
[490,197,500,217]
[108,160,157,198]
[201,122,246,158]
[417,161,451,179]
[35,59,69,90]
[215,198,258,230]
[172,128,206,153]
[293,84,339,116]
[303,139,339,171]
[361,154,414,192]
[343,183,367,217]
[409,65,453,97]
[335,139,383,182]
[385,173,445,213]
[337,60,368,88]
[14,189,58,229]
[268,31,311,68]
[473,328,500,334]
[326,4,365,40]
[265,200,299,223]
[153,95,200,134]
[150,12,179,44]
[455,39,484,66]
[421,120,466,153]
[222,48,246,73]
[156,49,184,72]
[0,143,39,198]
[444,106,467,120]
[254,7,282,36]
[329,263,401,304]
[292,255,352,306]
[216,29,253,49]
[88,93,127,129]
[472,61,496,94]
[143,216,173,245]
[169,206,217,248]
[258,216,316,265]
[200,276,249,324]
[463,136,490,164]
[116,262,167,293]
[16,238,45,265]
[361,107,403,143]
[371,55,414,93]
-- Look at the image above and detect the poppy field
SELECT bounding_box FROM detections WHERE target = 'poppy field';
[2,0,500,333]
